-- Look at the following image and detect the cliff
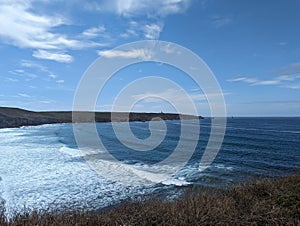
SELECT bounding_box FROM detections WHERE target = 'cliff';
[0,107,203,129]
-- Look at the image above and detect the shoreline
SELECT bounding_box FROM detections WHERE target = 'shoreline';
[0,173,299,225]
[0,107,203,129]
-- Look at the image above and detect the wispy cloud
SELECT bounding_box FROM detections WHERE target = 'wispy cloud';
[120,21,163,40]
[123,88,229,115]
[6,77,19,82]
[285,84,300,89]
[8,64,41,81]
[212,16,232,28]
[120,29,138,38]
[228,62,300,89]
[279,42,287,46]
[228,75,298,87]
[0,1,75,49]
[275,61,300,76]
[33,50,73,63]
[85,0,190,42]
[120,20,140,38]
[14,69,24,74]
[48,74,57,79]
[0,0,191,65]
[143,23,163,39]
[21,60,46,70]
[21,60,51,76]
[39,100,56,104]
[97,87,228,114]
[118,0,191,17]
[276,75,296,81]
[18,93,31,98]
[228,77,258,83]
[0,1,109,63]
[254,80,280,85]
[20,60,58,79]
[132,88,228,103]
[86,0,191,17]
[98,48,153,60]
[82,26,107,38]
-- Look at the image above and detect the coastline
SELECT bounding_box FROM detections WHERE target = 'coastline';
[0,107,203,129]
[1,173,299,225]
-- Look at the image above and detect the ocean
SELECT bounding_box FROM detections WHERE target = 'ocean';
[0,117,299,214]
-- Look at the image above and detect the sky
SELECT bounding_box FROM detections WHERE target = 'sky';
[0,0,299,116]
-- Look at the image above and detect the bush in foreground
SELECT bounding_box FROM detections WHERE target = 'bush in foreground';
[1,174,300,225]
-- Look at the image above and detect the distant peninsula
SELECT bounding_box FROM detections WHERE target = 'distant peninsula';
[0,107,203,129]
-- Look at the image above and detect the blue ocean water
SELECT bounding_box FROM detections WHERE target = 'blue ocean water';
[0,117,299,213]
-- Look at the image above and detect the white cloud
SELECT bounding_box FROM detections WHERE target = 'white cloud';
[20,59,57,79]
[126,88,228,115]
[82,26,106,38]
[33,50,73,63]
[276,61,300,75]
[228,76,280,86]
[227,64,300,89]
[18,93,31,98]
[14,69,24,73]
[120,29,138,38]
[56,80,64,83]
[120,21,139,38]
[277,75,296,81]
[120,21,163,40]
[253,80,280,85]
[21,60,46,70]
[6,78,19,82]
[279,42,287,46]
[8,62,48,80]
[228,77,258,83]
[0,1,78,49]
[0,1,109,63]
[88,0,191,17]
[212,17,232,28]
[228,61,300,89]
[39,100,56,104]
[119,0,191,17]
[48,74,57,79]
[285,84,300,89]
[143,24,163,39]
[132,88,228,103]
[84,1,104,11]
[98,49,153,60]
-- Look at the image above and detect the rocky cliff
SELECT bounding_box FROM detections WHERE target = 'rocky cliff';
[0,107,203,129]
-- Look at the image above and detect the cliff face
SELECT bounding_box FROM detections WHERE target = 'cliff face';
[0,107,71,128]
[0,107,203,129]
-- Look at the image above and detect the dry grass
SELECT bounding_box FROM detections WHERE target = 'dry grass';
[1,174,300,225]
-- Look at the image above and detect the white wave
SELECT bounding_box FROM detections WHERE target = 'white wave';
[0,124,158,216]
[58,146,101,158]
[86,158,170,185]
[84,156,196,186]
[212,164,233,171]
[161,177,190,186]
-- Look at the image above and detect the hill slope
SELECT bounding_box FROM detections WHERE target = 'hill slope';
[0,107,202,129]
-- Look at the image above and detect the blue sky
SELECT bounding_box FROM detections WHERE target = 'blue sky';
[0,0,299,116]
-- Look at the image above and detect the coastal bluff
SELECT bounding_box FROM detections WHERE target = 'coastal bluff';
[0,107,203,129]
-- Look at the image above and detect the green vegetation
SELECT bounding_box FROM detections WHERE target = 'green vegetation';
[1,174,299,225]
